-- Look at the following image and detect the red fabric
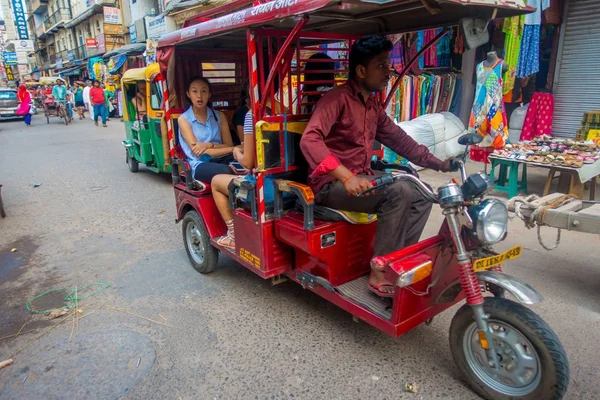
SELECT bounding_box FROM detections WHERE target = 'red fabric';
[300,80,443,193]
[520,92,554,141]
[16,85,31,116]
[89,87,105,105]
[311,154,341,178]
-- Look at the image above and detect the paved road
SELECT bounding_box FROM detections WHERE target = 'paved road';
[0,117,598,399]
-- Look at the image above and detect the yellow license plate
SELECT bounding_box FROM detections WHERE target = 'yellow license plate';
[473,246,523,271]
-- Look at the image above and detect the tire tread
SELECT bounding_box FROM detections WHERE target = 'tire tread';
[450,298,569,400]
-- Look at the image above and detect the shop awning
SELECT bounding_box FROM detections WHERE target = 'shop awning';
[108,54,127,74]
[103,43,147,60]
[60,65,84,76]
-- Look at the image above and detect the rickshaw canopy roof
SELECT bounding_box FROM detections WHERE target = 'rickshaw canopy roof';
[158,0,531,50]
[122,68,148,83]
[122,63,161,84]
[39,76,62,85]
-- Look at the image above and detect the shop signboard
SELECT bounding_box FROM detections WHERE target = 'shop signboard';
[67,50,74,61]
[86,38,97,48]
[145,15,176,39]
[3,52,17,65]
[129,24,137,44]
[10,0,29,40]
[145,39,157,65]
[104,24,122,35]
[4,63,14,81]
[104,7,121,25]
[56,57,63,69]
[97,33,106,54]
[15,39,34,65]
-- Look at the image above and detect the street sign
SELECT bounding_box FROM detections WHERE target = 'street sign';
[86,38,97,48]
[4,64,14,81]
[104,7,121,25]
[4,52,17,65]
[11,0,29,40]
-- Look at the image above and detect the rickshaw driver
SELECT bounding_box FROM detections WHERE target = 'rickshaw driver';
[52,78,68,113]
[300,35,456,298]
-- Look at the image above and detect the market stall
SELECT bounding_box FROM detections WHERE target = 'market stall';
[489,135,600,199]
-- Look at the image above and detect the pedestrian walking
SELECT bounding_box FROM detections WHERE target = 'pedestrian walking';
[89,80,107,127]
[16,84,32,126]
[82,80,94,120]
[102,83,114,122]
[73,82,86,119]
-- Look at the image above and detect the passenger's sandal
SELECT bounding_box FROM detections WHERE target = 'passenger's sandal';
[216,235,235,249]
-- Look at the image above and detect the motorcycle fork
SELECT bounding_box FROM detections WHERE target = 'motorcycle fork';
[444,208,501,369]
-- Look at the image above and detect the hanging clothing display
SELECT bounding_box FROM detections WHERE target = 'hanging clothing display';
[520,92,555,140]
[469,60,509,148]
[387,73,462,123]
[502,15,524,94]
[516,0,550,78]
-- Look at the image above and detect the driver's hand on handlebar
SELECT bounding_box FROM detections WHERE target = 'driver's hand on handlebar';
[441,157,459,173]
[343,175,373,196]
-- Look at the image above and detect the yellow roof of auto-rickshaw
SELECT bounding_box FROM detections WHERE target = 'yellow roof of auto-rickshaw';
[122,63,161,84]
[122,67,148,84]
[39,76,62,85]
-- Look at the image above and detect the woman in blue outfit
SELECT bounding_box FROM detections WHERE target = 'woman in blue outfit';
[178,77,236,182]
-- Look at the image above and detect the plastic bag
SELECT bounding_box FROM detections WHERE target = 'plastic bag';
[509,103,529,130]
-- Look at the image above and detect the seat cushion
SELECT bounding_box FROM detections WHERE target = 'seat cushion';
[311,204,377,224]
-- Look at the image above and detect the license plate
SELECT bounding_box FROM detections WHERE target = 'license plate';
[473,246,523,271]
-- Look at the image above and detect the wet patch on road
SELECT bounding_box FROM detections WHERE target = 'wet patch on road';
[0,236,53,338]
[0,329,156,399]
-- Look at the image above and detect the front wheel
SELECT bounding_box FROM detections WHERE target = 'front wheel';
[182,210,218,274]
[450,297,569,400]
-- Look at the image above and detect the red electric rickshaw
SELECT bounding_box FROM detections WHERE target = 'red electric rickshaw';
[157,1,569,398]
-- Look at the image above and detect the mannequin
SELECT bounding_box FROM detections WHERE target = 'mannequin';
[483,51,509,73]
[468,51,510,157]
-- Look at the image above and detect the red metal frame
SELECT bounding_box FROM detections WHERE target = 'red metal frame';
[158,0,532,339]
[258,15,308,119]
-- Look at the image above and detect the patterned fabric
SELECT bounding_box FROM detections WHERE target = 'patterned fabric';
[469,60,508,148]
[520,92,554,140]
[516,24,541,78]
[503,15,524,94]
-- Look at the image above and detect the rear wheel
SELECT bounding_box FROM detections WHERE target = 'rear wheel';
[450,297,569,400]
[182,210,218,274]
[126,151,139,173]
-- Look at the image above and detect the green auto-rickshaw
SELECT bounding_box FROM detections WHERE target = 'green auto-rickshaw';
[121,63,171,174]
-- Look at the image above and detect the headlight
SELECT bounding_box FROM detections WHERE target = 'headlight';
[471,199,508,245]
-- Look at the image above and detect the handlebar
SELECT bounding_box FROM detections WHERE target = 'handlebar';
[357,173,438,203]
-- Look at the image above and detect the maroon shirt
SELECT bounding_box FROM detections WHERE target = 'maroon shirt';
[300,79,444,193]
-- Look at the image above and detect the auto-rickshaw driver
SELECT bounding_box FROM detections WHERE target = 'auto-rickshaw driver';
[300,35,457,297]
[132,81,147,120]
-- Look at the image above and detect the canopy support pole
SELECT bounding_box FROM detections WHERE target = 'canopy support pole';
[259,15,309,118]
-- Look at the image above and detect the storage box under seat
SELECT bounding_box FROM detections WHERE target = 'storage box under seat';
[274,212,376,287]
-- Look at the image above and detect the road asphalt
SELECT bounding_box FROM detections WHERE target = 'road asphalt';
[0,116,598,399]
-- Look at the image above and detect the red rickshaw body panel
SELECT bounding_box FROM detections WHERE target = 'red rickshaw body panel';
[283,235,465,338]
[175,184,227,239]
[274,212,375,287]
[232,210,293,279]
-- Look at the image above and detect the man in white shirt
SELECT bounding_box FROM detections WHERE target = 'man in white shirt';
[82,80,94,120]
